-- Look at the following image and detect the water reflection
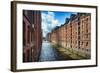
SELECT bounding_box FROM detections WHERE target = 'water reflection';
[39,41,59,62]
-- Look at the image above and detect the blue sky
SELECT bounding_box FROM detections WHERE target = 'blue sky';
[41,11,77,37]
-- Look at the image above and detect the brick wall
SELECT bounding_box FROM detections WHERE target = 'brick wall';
[23,10,42,62]
[48,13,91,55]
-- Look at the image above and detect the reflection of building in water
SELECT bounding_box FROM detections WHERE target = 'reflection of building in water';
[23,10,42,62]
[47,13,91,57]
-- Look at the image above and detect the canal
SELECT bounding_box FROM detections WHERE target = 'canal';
[39,41,60,62]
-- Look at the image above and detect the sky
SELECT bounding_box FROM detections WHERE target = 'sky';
[41,11,77,37]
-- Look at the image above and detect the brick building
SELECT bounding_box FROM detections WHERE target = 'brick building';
[49,26,59,45]
[79,13,91,54]
[71,14,79,50]
[47,13,91,56]
[23,10,42,62]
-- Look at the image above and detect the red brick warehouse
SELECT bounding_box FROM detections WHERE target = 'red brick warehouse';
[23,10,42,62]
[47,13,91,59]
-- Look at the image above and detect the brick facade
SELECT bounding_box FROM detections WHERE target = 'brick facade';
[47,13,91,55]
[23,10,42,62]
[79,13,91,54]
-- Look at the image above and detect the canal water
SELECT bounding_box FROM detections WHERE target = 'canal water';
[39,41,59,62]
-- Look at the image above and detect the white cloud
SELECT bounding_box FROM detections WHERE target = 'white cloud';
[42,11,59,37]
[48,12,54,17]
[51,19,58,28]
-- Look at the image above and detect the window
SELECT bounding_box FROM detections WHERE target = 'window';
[86,42,88,46]
[81,42,83,45]
[86,18,88,22]
[86,29,88,33]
